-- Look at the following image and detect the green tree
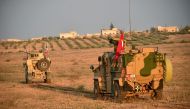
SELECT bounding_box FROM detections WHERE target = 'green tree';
[150,27,158,33]
[180,26,190,34]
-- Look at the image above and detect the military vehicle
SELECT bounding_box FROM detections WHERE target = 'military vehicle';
[23,50,51,83]
[90,34,172,99]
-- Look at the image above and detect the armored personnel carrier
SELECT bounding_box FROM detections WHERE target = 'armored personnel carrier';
[23,50,51,83]
[90,32,172,99]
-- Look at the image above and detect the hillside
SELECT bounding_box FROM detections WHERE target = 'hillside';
[1,34,190,53]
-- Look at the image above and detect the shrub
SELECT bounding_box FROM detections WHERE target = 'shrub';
[13,45,17,49]
[49,41,54,49]
[87,38,99,47]
[167,41,174,44]
[180,40,190,43]
[32,45,36,50]
[5,46,8,49]
[72,39,84,49]
[5,59,10,62]
[9,42,14,47]
[42,42,45,49]
[142,42,150,45]
[23,41,32,49]
[54,40,64,50]
[93,37,101,41]
[78,38,94,48]
[23,45,26,49]
[63,39,74,49]
[179,25,190,34]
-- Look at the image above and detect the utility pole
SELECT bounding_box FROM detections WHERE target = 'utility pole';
[129,0,131,37]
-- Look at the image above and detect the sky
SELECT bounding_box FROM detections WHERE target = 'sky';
[0,0,189,39]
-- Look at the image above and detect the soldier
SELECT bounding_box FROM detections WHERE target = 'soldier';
[111,30,126,69]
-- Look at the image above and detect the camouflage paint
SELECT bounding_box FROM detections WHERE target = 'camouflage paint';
[140,52,157,76]
[122,54,134,67]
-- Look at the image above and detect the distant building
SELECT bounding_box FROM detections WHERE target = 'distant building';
[101,28,120,36]
[31,37,43,40]
[6,39,22,42]
[85,33,101,38]
[83,33,92,38]
[93,33,101,36]
[157,26,179,32]
[60,31,78,39]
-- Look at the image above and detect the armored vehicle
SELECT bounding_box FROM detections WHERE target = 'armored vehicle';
[23,50,51,83]
[90,33,172,99]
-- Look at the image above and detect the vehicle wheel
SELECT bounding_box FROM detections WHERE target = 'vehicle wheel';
[114,82,121,99]
[44,72,51,83]
[151,79,163,100]
[151,89,163,100]
[94,80,102,99]
[37,58,50,71]
[24,64,31,84]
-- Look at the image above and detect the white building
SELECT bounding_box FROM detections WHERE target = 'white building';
[6,39,22,42]
[31,37,43,40]
[157,26,179,32]
[93,33,101,36]
[101,28,120,36]
[60,31,78,39]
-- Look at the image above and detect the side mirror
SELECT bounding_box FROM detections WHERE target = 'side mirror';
[98,56,102,62]
[90,65,94,70]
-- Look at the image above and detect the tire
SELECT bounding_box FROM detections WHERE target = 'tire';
[114,82,121,99]
[151,80,163,100]
[164,58,172,82]
[151,89,163,100]
[37,58,50,71]
[94,80,102,99]
[23,64,31,84]
[44,72,51,83]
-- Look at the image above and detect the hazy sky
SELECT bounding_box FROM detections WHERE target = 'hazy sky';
[0,0,189,39]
